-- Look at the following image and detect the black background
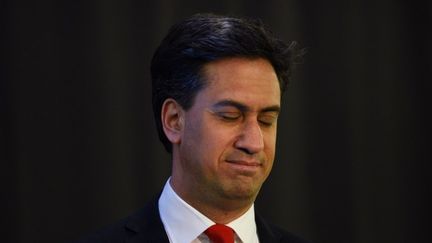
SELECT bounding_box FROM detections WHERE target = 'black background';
[1,0,431,242]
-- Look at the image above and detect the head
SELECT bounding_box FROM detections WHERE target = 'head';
[151,13,298,216]
[152,13,297,153]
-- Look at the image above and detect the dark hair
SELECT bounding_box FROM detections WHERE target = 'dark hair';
[151,13,299,153]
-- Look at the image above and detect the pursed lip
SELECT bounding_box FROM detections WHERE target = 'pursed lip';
[224,160,262,176]
[225,159,262,167]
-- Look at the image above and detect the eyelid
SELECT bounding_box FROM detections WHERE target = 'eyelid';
[217,111,241,119]
[258,114,278,126]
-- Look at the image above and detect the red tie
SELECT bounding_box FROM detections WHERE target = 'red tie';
[204,224,235,243]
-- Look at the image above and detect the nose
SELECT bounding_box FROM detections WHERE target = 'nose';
[234,119,264,154]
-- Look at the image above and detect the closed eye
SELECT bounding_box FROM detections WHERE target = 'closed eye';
[217,112,241,121]
[258,114,278,127]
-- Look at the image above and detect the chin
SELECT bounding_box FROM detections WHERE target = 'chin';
[222,183,262,201]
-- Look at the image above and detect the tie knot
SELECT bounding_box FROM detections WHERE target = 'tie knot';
[204,224,235,243]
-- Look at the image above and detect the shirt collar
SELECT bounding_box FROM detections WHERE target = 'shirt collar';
[227,204,257,243]
[158,178,257,243]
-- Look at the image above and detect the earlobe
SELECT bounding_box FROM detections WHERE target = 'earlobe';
[161,98,184,145]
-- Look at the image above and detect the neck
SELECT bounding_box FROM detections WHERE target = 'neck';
[170,177,256,224]
[170,148,258,224]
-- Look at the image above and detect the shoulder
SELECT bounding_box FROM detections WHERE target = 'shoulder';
[268,223,313,243]
[256,212,313,243]
[69,197,169,243]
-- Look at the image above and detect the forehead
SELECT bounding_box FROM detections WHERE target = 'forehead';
[198,57,281,106]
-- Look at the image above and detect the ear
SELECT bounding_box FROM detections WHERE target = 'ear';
[161,98,184,145]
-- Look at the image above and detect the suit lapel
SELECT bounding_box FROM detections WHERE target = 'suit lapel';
[120,196,281,243]
[124,196,170,243]
[256,212,281,243]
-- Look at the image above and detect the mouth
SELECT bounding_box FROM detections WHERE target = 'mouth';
[226,160,261,166]
[225,159,262,175]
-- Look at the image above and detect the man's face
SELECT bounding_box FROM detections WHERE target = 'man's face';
[172,57,281,208]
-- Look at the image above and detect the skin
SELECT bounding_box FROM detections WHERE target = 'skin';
[162,57,281,224]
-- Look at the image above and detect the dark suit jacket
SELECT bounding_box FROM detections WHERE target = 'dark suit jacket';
[72,196,310,243]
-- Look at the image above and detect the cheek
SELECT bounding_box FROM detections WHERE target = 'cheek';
[186,117,227,156]
[264,130,277,157]
[202,129,231,153]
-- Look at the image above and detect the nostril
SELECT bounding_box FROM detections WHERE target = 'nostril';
[233,123,265,153]
[238,147,254,155]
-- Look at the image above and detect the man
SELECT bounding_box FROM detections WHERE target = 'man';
[74,13,309,243]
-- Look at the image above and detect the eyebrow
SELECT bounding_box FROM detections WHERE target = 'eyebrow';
[211,100,280,114]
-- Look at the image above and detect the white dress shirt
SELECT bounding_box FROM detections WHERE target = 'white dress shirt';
[158,178,260,243]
